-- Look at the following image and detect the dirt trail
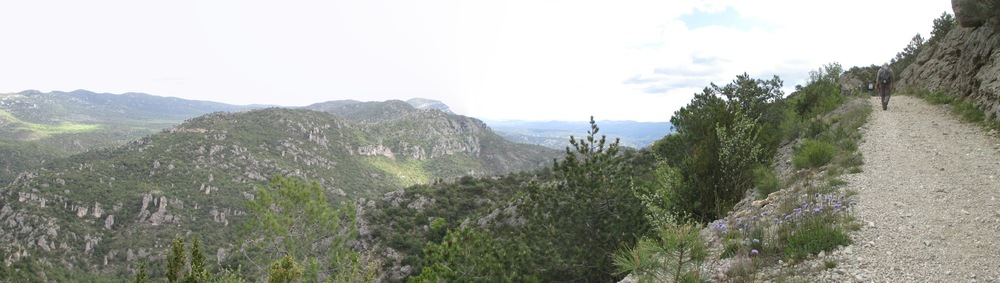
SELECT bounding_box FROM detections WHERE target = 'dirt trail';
[837,95,1000,282]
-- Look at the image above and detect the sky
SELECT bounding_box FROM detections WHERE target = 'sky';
[0,1,953,122]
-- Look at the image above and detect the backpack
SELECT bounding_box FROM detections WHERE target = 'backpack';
[878,68,893,85]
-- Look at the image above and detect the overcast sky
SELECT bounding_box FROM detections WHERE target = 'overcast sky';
[1,1,952,122]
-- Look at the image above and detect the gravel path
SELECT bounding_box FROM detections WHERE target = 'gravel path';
[832,95,1000,282]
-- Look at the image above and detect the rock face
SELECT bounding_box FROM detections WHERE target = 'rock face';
[952,0,989,28]
[897,8,1000,120]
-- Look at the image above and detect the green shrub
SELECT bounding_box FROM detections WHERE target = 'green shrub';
[615,221,708,283]
[803,119,829,139]
[778,108,804,140]
[773,193,855,262]
[926,91,955,105]
[753,166,780,200]
[792,140,837,169]
[788,79,841,119]
[666,74,783,222]
[783,219,851,261]
[840,152,864,168]
[910,89,955,105]
[953,100,985,122]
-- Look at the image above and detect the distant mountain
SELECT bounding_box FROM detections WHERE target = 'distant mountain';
[304,98,455,120]
[484,119,674,149]
[0,89,258,184]
[305,99,421,121]
[0,102,557,279]
[305,99,673,149]
[405,98,455,114]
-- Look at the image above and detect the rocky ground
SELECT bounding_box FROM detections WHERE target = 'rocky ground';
[768,95,1000,282]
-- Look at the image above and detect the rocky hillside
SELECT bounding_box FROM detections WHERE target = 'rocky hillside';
[897,0,1000,120]
[0,89,257,184]
[404,98,455,114]
[0,105,557,279]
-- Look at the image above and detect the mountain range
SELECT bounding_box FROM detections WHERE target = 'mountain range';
[0,90,264,185]
[0,90,559,279]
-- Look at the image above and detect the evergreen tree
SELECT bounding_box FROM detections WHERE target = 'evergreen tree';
[183,237,208,283]
[133,262,148,283]
[929,12,958,44]
[242,175,359,280]
[891,34,925,75]
[522,116,647,281]
[268,254,302,283]
[167,237,187,283]
[412,227,538,282]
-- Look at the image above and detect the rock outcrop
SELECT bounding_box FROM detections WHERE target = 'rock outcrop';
[952,0,990,28]
[897,5,1000,121]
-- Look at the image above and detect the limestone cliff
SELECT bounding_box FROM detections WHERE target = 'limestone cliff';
[897,0,1000,120]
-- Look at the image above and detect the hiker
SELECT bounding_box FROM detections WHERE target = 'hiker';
[868,81,875,96]
[876,63,893,110]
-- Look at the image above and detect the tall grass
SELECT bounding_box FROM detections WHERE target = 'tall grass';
[908,89,1000,132]
[792,140,837,169]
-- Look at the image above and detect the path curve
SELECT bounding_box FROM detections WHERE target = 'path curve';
[839,95,1000,282]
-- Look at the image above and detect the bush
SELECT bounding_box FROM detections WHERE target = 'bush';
[952,99,985,122]
[803,119,830,140]
[788,79,841,119]
[753,166,780,200]
[912,89,954,104]
[792,140,837,169]
[709,193,856,264]
[782,215,852,262]
[615,220,708,283]
[666,74,784,222]
[775,194,854,261]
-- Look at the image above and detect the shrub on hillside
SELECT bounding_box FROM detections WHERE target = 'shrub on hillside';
[753,166,780,200]
[792,140,837,169]
[662,74,784,222]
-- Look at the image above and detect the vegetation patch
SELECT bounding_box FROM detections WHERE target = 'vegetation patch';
[776,194,854,261]
[792,140,837,169]
[0,109,102,137]
[753,166,780,199]
[908,89,1000,133]
[367,157,430,187]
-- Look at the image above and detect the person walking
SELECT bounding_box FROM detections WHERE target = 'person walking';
[876,63,894,110]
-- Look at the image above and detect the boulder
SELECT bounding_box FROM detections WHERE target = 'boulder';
[952,0,989,28]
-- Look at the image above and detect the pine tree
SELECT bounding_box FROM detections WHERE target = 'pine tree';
[183,237,208,283]
[133,262,148,283]
[167,237,187,283]
[268,254,302,283]
[523,117,647,281]
[243,175,360,280]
